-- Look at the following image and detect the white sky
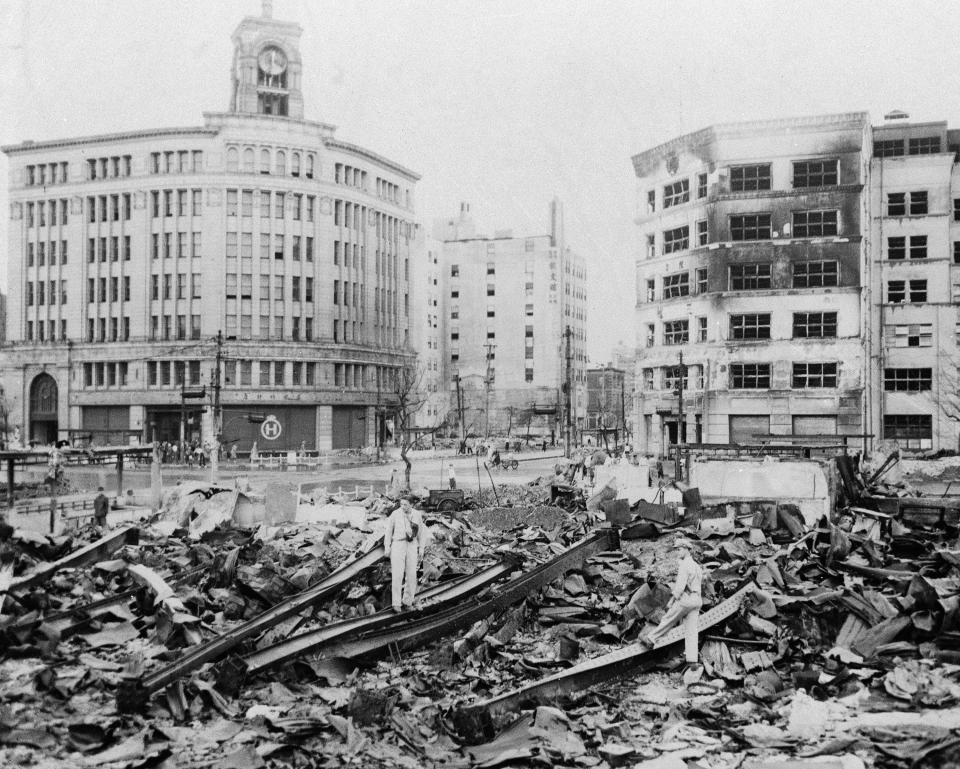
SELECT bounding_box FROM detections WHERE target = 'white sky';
[3,0,960,362]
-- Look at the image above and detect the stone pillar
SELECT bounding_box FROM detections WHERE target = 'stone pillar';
[316,405,332,451]
[366,405,376,447]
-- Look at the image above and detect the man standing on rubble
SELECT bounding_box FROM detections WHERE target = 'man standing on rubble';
[384,496,427,612]
[641,540,703,668]
[93,486,109,528]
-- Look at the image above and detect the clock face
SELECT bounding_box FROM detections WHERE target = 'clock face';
[258,46,287,76]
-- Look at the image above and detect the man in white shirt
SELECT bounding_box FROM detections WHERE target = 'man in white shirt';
[383,497,428,611]
[641,539,704,665]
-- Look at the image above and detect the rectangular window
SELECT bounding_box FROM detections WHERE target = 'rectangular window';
[730,313,771,340]
[663,319,689,345]
[730,213,771,241]
[874,139,905,158]
[645,323,655,347]
[888,236,906,260]
[663,226,689,254]
[887,192,906,216]
[910,190,928,215]
[792,159,838,188]
[884,368,932,392]
[697,172,707,199]
[662,179,689,208]
[730,363,770,389]
[793,260,838,288]
[729,263,771,290]
[954,241,960,264]
[662,272,689,299]
[646,234,655,259]
[909,136,941,155]
[910,235,927,259]
[260,361,271,386]
[793,311,838,338]
[697,316,707,342]
[730,164,771,192]
[883,414,932,449]
[792,210,838,237]
[663,365,689,391]
[695,267,707,294]
[647,190,655,213]
[696,219,707,246]
[792,362,838,388]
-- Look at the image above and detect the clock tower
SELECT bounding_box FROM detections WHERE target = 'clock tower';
[230,1,304,119]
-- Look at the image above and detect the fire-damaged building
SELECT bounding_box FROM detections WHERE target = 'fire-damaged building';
[632,113,869,455]
[633,111,960,456]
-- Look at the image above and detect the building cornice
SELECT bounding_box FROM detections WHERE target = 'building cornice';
[1,127,219,155]
[324,139,420,181]
[631,112,870,178]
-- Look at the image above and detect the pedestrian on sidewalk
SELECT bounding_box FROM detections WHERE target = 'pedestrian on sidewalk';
[447,463,457,490]
[383,497,427,612]
[640,540,703,667]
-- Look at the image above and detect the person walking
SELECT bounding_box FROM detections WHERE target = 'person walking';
[447,463,457,490]
[383,497,427,612]
[640,540,704,667]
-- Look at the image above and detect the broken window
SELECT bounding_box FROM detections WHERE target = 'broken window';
[793,311,837,338]
[695,268,707,293]
[792,159,838,188]
[729,164,771,192]
[645,279,655,302]
[886,323,932,347]
[910,191,928,215]
[887,192,906,216]
[647,190,655,213]
[729,363,770,389]
[730,313,771,340]
[874,139,905,157]
[696,219,708,246]
[646,234,656,258]
[730,213,771,241]
[793,210,838,237]
[662,272,689,298]
[884,368,932,391]
[663,365,689,391]
[642,368,654,389]
[909,136,941,155]
[883,414,932,449]
[663,226,689,254]
[793,260,838,288]
[697,316,707,342]
[663,319,689,345]
[792,362,838,388]
[729,263,771,290]
[697,173,708,198]
[663,179,689,208]
[645,323,655,347]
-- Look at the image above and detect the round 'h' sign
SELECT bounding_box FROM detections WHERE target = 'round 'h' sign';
[260,415,282,441]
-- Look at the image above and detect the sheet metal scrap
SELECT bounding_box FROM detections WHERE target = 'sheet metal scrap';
[216,553,522,695]
[453,582,755,743]
[116,537,386,713]
[8,525,139,594]
[297,528,618,664]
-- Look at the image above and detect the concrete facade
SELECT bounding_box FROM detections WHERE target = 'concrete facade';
[408,232,448,432]
[437,201,587,441]
[2,5,418,451]
[585,366,627,444]
[632,113,870,456]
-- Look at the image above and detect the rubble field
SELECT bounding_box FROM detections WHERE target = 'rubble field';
[2,459,960,769]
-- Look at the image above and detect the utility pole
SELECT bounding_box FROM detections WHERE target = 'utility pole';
[454,374,465,453]
[620,374,627,448]
[564,325,572,458]
[483,342,496,438]
[211,330,223,481]
[375,367,382,462]
[675,350,685,481]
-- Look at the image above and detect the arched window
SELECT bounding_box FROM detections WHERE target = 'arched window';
[260,149,271,174]
[291,152,301,177]
[242,148,255,173]
[226,147,239,173]
[275,150,286,176]
[305,154,315,179]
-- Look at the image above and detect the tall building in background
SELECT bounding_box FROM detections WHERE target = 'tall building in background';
[632,113,870,454]
[437,200,587,441]
[408,231,447,434]
[2,4,419,450]
[868,118,960,453]
[585,365,626,446]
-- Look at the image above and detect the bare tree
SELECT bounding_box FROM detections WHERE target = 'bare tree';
[390,363,426,489]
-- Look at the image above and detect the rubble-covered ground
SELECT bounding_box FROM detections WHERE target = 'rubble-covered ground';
[3,471,960,769]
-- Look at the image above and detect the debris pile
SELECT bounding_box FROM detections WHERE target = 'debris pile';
[3,454,960,768]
